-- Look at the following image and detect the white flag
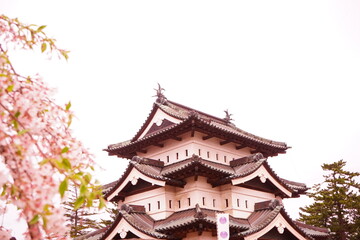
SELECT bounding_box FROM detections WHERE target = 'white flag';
[216,213,229,240]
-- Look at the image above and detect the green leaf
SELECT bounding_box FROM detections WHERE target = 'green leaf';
[14,111,21,118]
[12,120,19,130]
[59,179,68,198]
[18,129,29,135]
[29,214,40,225]
[74,196,85,210]
[99,197,106,209]
[42,215,48,228]
[84,173,92,184]
[6,85,14,92]
[61,146,69,154]
[67,114,73,127]
[41,42,47,53]
[65,101,71,111]
[61,50,69,61]
[79,184,87,196]
[54,160,65,169]
[37,25,47,32]
[1,184,7,196]
[39,158,50,166]
[62,158,71,170]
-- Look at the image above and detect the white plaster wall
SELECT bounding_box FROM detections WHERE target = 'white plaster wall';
[139,132,252,165]
[183,231,216,240]
[123,186,176,220]
[228,185,275,218]
[122,176,277,220]
[174,176,221,210]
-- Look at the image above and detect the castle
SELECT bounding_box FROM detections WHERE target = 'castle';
[82,86,329,240]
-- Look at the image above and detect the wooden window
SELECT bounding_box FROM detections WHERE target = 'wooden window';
[188,198,191,206]
[166,156,169,163]
[224,156,227,163]
[207,151,210,158]
[245,200,248,209]
[185,149,188,157]
[237,199,240,207]
[176,152,179,159]
[216,153,219,160]
[213,199,216,207]
[158,201,160,209]
[148,203,151,211]
[169,200,172,209]
[202,197,205,206]
[178,200,181,208]
[225,199,229,208]
[198,149,201,156]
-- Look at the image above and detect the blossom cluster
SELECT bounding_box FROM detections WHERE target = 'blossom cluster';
[0,15,101,240]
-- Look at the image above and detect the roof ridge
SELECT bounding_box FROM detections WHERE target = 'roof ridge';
[230,153,265,167]
[132,156,164,167]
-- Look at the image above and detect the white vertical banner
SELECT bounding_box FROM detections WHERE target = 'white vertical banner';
[216,213,230,240]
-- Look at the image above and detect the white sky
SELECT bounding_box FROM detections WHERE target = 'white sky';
[2,0,360,239]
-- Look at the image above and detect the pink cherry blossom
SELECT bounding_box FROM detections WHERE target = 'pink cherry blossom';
[0,15,102,240]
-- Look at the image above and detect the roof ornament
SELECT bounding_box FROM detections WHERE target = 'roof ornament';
[121,204,134,213]
[224,109,234,124]
[154,83,167,104]
[194,204,207,219]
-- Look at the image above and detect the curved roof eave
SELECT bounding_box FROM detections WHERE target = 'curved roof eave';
[106,115,288,158]
[230,158,306,197]
[99,211,168,240]
[237,205,314,240]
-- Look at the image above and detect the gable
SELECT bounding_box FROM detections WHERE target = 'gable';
[136,107,181,141]
[106,167,165,201]
[244,213,309,240]
[102,218,158,240]
[231,165,293,198]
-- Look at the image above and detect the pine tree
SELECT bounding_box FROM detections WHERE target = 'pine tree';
[97,202,119,228]
[63,186,101,238]
[298,160,360,240]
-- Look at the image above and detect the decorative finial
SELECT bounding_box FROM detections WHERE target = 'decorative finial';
[153,83,167,104]
[224,109,233,124]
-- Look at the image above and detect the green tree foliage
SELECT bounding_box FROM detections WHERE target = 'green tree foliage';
[298,160,360,240]
[63,185,102,238]
[97,202,119,228]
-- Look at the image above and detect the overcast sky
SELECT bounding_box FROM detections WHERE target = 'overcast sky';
[2,0,360,238]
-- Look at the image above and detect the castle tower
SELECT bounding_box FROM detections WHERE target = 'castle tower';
[81,86,329,240]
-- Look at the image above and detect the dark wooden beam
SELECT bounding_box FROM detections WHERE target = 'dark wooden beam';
[154,143,164,148]
[236,144,246,150]
[220,140,231,145]
[250,149,260,154]
[202,135,213,140]
[191,129,195,137]
[198,223,203,235]
[137,149,147,154]
[171,136,182,141]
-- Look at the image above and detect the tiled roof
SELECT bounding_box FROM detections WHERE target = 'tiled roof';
[161,155,234,177]
[155,204,249,232]
[237,199,316,240]
[103,162,133,199]
[74,227,109,240]
[159,100,288,150]
[97,204,168,240]
[295,221,331,238]
[104,154,307,201]
[106,99,289,157]
[81,201,329,240]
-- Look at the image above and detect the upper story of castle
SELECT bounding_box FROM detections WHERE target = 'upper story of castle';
[105,84,289,163]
